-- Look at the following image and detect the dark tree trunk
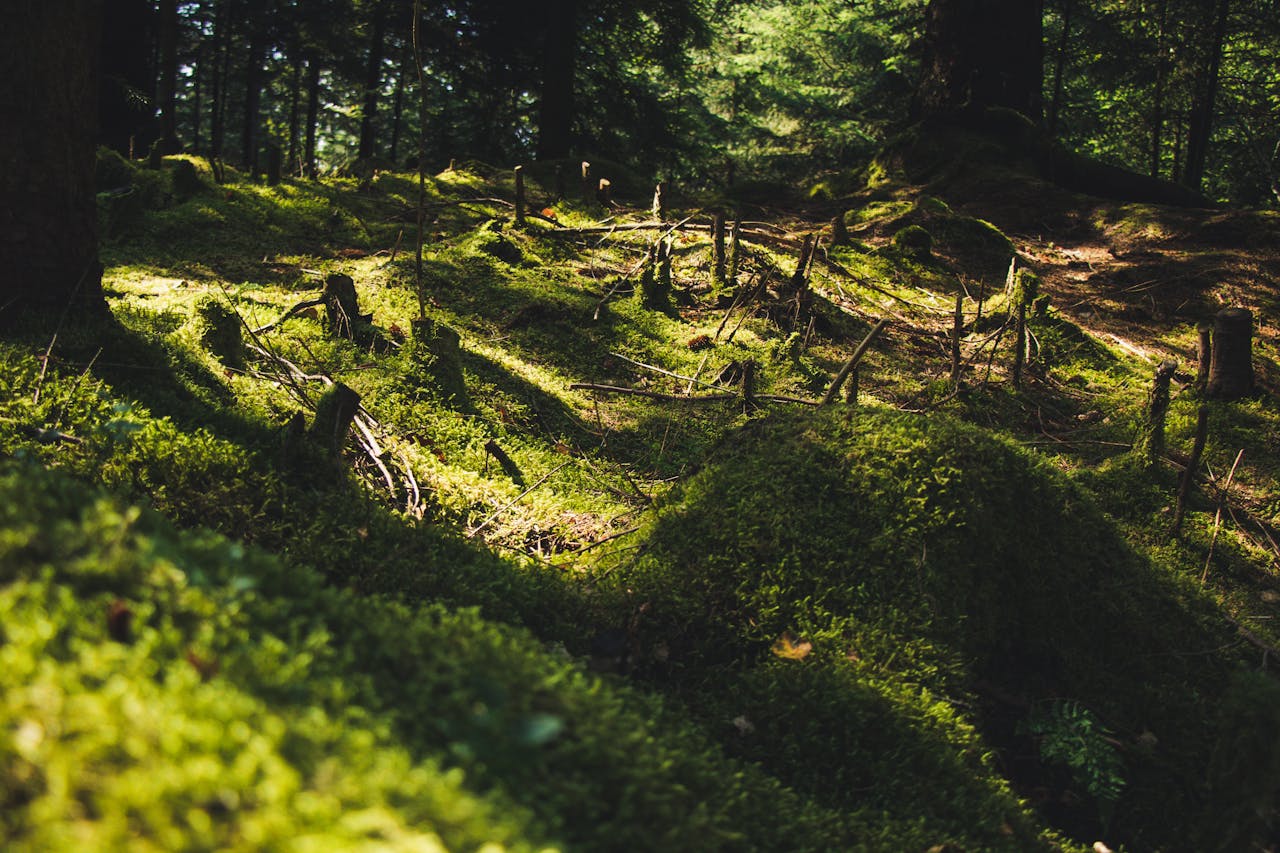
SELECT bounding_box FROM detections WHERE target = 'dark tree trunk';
[209,0,230,162]
[389,65,406,165]
[1047,0,1073,138]
[1,0,107,322]
[286,54,303,174]
[156,0,181,152]
[98,0,156,155]
[1149,0,1170,179]
[1183,0,1231,193]
[303,58,321,177]
[536,0,577,160]
[358,0,388,161]
[191,38,205,154]
[916,0,1044,122]
[242,31,267,174]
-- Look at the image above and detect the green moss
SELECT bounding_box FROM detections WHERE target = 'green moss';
[892,224,933,259]
[604,408,1243,849]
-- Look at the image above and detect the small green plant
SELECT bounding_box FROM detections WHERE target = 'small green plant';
[1023,701,1126,807]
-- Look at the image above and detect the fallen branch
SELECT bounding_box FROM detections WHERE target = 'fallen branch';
[570,382,817,407]
[571,383,736,404]
[821,318,889,406]
[467,460,575,538]
[1203,448,1245,585]
[252,296,326,335]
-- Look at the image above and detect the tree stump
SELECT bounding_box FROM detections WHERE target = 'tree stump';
[652,181,665,220]
[266,143,282,185]
[410,317,469,407]
[194,297,245,368]
[580,161,592,202]
[831,212,848,247]
[1207,307,1253,400]
[711,212,726,289]
[310,382,360,456]
[513,165,526,226]
[1195,321,1213,389]
[1133,359,1178,467]
[323,273,371,340]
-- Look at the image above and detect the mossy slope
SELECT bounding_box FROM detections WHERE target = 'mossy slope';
[606,408,1268,850]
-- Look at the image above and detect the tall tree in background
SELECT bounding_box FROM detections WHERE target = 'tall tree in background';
[1,0,106,321]
[916,0,1043,121]
[1183,0,1231,192]
[99,0,156,155]
[536,0,577,159]
[358,0,390,160]
[156,0,182,152]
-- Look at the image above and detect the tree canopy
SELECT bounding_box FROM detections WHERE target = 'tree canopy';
[82,0,1278,204]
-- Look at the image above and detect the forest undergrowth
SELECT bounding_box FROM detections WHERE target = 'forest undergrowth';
[2,147,1280,851]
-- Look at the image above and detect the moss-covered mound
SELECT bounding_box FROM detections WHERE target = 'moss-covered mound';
[7,459,1050,852]
[606,408,1269,849]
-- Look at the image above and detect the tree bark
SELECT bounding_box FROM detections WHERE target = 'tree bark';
[209,0,231,162]
[303,57,321,177]
[358,0,388,161]
[536,0,577,160]
[1207,307,1254,400]
[156,0,181,152]
[242,28,267,174]
[916,0,1044,122]
[1183,0,1231,193]
[1046,0,1073,138]
[0,0,107,322]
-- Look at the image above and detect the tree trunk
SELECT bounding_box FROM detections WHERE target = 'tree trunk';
[1183,0,1231,193]
[916,0,1044,122]
[304,58,321,177]
[209,0,230,162]
[536,0,577,160]
[1047,0,1073,138]
[0,0,107,322]
[286,54,303,174]
[242,30,267,174]
[156,0,181,152]
[358,0,388,161]
[190,37,205,154]
[388,65,406,165]
[1149,0,1169,179]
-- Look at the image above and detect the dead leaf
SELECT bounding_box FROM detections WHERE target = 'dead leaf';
[772,631,812,661]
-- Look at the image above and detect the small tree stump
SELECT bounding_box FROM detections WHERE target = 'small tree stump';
[711,212,727,289]
[831,212,848,247]
[310,382,360,456]
[323,273,370,339]
[1133,359,1178,466]
[1207,308,1253,400]
[194,297,245,368]
[727,216,741,289]
[410,317,469,407]
[1195,321,1213,389]
[513,165,526,226]
[596,178,612,206]
[652,181,665,220]
[580,161,593,201]
[266,143,282,186]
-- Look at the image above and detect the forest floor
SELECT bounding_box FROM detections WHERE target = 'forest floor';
[3,150,1280,852]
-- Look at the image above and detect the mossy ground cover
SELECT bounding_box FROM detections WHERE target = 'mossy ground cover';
[3,150,1279,850]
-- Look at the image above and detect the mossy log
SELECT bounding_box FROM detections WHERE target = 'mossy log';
[1207,307,1254,400]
